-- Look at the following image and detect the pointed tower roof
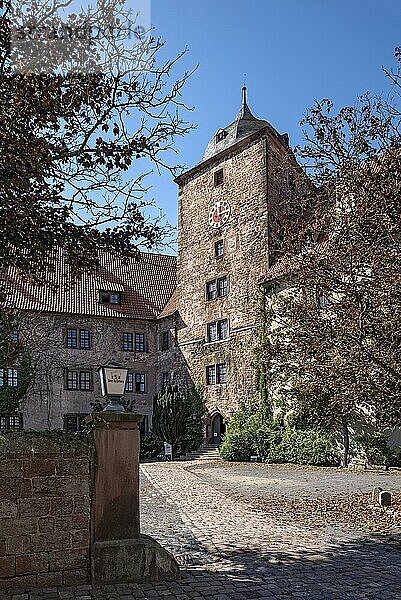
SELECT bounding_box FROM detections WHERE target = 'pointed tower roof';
[202,86,289,162]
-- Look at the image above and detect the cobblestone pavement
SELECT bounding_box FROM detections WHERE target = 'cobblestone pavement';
[2,460,401,599]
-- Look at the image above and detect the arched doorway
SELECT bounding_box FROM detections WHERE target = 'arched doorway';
[211,413,226,446]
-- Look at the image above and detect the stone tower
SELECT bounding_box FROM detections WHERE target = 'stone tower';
[174,88,294,444]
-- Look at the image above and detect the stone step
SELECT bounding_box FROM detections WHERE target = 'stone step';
[181,447,221,461]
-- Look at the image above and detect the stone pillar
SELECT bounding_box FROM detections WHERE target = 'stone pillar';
[90,412,142,543]
[88,412,180,585]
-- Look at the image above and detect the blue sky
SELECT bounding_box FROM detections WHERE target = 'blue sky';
[140,0,400,247]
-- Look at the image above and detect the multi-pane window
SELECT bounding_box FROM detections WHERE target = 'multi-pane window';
[161,331,170,351]
[125,372,134,393]
[207,319,228,343]
[215,240,224,258]
[63,414,88,432]
[99,291,121,305]
[206,365,216,385]
[0,368,18,387]
[123,332,133,351]
[79,330,90,350]
[123,333,145,352]
[216,362,227,384]
[0,414,23,431]
[135,333,145,352]
[135,373,146,393]
[206,277,228,300]
[66,370,91,391]
[206,363,227,385]
[67,328,78,348]
[11,329,18,344]
[67,329,90,350]
[79,371,91,391]
[217,277,228,297]
[214,169,224,187]
[162,372,170,387]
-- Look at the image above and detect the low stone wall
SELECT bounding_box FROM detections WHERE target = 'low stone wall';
[0,431,91,590]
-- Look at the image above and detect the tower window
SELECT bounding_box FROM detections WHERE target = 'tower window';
[215,240,224,258]
[207,319,228,343]
[216,363,227,384]
[214,169,224,187]
[206,365,216,385]
[206,276,228,300]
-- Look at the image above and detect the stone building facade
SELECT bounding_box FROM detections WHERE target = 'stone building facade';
[1,89,302,439]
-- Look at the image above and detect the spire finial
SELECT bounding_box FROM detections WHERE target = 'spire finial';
[242,75,247,107]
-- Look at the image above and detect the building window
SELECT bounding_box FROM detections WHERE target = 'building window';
[135,333,145,353]
[67,328,78,349]
[206,363,227,385]
[215,240,224,258]
[217,277,228,297]
[99,291,121,305]
[79,330,91,350]
[0,414,23,431]
[216,129,227,143]
[161,331,170,351]
[207,320,228,342]
[135,373,146,393]
[11,329,18,344]
[207,322,218,343]
[67,329,91,350]
[206,280,217,301]
[139,415,150,434]
[206,365,216,385]
[214,169,224,187]
[66,370,92,391]
[216,362,227,384]
[66,370,78,390]
[206,277,228,301]
[79,371,91,391]
[162,372,170,387]
[63,414,88,432]
[125,372,134,393]
[0,368,18,387]
[123,332,133,352]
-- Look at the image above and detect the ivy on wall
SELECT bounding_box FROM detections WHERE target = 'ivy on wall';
[0,309,35,416]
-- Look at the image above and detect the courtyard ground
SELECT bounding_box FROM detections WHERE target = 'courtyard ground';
[1,460,400,599]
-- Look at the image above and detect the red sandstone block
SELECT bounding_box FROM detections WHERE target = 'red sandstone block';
[62,568,90,586]
[0,518,37,539]
[55,515,89,532]
[0,555,15,578]
[33,476,89,497]
[0,573,36,589]
[0,460,23,477]
[56,459,89,477]
[6,535,31,555]
[73,495,90,515]
[18,498,50,518]
[0,478,32,500]
[29,531,70,553]
[37,571,63,587]
[23,458,57,478]
[50,497,73,516]
[38,517,55,533]
[70,529,90,548]
[16,552,49,575]
[49,548,89,571]
[0,501,18,519]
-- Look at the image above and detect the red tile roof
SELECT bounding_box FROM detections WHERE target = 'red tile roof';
[2,249,177,320]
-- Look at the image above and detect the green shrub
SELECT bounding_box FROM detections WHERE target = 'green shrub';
[354,432,401,467]
[220,405,340,466]
[140,432,163,460]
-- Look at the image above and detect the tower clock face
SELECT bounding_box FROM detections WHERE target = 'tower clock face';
[209,200,231,228]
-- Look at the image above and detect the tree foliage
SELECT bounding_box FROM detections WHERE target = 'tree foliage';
[260,50,401,465]
[153,384,204,458]
[0,0,193,285]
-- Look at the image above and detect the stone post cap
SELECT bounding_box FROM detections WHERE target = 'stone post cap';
[85,412,144,429]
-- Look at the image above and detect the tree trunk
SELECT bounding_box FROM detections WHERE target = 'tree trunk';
[341,419,350,467]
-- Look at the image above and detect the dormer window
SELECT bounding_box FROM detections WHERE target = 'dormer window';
[215,129,227,143]
[99,290,121,305]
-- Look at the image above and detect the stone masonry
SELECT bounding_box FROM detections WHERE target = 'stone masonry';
[0,432,91,590]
